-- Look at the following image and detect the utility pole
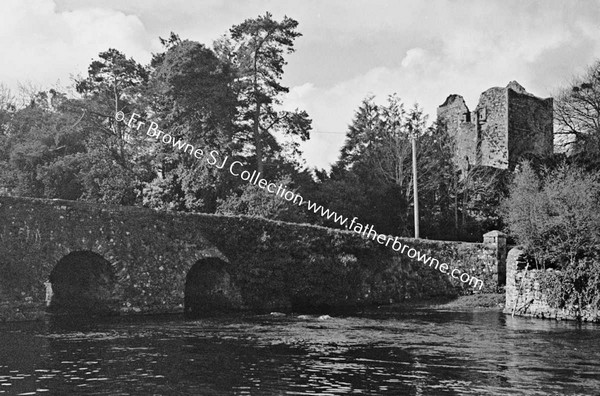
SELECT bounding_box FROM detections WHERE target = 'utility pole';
[411,135,420,238]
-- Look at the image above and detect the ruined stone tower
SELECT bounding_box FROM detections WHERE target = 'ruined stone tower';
[437,81,553,171]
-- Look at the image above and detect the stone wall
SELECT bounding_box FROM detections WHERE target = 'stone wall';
[437,94,478,170]
[0,196,223,320]
[507,87,554,167]
[437,81,553,172]
[504,247,600,322]
[477,87,509,169]
[1,196,508,321]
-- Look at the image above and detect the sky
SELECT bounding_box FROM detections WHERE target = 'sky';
[1,0,599,170]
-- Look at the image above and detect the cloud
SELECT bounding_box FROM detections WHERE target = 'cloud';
[401,48,429,68]
[0,0,154,92]
[2,0,599,170]
[289,0,600,169]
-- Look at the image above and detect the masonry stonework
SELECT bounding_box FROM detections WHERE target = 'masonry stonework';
[0,196,508,321]
[438,81,553,171]
[504,247,600,322]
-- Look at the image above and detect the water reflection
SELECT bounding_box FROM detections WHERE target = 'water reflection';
[0,309,598,395]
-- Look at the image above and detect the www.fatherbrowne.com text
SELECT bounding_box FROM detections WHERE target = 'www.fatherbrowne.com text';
[117,111,484,290]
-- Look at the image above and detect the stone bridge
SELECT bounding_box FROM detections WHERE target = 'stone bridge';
[0,196,506,320]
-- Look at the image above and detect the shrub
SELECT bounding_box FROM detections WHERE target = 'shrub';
[539,257,600,314]
[502,161,600,268]
[215,174,305,223]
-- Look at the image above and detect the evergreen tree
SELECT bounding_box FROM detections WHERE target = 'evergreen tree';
[217,12,312,175]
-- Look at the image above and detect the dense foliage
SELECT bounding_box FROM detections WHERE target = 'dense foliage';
[0,14,311,216]
[216,12,312,174]
[538,258,600,315]
[2,11,599,250]
[503,160,600,315]
[502,162,600,269]
[301,95,506,240]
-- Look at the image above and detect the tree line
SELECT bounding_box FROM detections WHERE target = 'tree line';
[1,12,600,248]
[0,14,311,214]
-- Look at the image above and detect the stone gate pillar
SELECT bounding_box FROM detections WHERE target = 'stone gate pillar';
[483,230,507,286]
[504,247,525,313]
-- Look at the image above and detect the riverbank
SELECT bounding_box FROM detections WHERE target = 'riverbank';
[368,293,506,314]
[430,293,505,310]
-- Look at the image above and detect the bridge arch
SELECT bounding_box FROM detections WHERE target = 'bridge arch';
[48,250,119,315]
[184,257,242,317]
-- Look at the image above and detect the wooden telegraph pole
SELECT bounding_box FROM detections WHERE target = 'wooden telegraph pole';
[412,135,420,239]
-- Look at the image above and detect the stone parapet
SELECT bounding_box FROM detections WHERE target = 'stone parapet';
[504,247,600,322]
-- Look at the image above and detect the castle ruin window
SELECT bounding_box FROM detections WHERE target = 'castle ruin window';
[460,112,470,123]
[478,108,487,122]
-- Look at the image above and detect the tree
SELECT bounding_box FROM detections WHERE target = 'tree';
[456,165,509,240]
[502,161,600,268]
[373,99,428,206]
[220,12,312,174]
[328,95,436,236]
[542,164,600,266]
[0,91,89,200]
[555,60,600,159]
[75,49,149,152]
[504,161,600,318]
[74,48,152,204]
[216,174,305,222]
[143,38,241,212]
[303,171,375,229]
[335,96,381,174]
[318,94,504,240]
[150,38,238,145]
[0,83,16,112]
[416,122,461,239]
[500,162,549,267]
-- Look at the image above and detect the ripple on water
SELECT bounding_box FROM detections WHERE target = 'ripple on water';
[0,311,598,395]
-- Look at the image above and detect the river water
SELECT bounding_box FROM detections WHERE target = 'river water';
[0,308,599,395]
